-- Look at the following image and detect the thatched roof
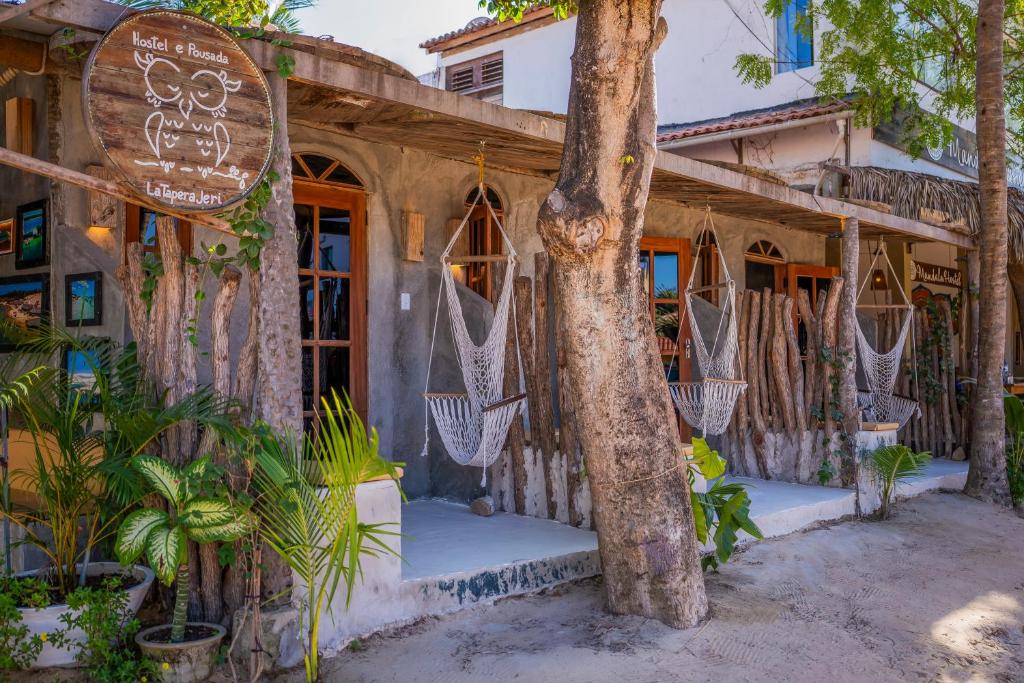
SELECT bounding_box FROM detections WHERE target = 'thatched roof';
[844,165,1024,258]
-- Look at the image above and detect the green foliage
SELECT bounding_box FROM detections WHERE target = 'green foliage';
[251,391,402,683]
[116,455,250,642]
[478,0,575,22]
[1002,394,1024,505]
[686,438,763,571]
[0,576,51,609]
[817,459,837,485]
[736,0,1024,158]
[9,329,239,597]
[867,444,931,518]
[0,592,43,675]
[49,577,158,683]
[115,0,314,33]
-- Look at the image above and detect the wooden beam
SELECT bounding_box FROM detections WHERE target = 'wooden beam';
[0,0,58,24]
[21,0,127,32]
[0,146,233,234]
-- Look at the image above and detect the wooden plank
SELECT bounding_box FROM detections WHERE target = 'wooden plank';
[0,35,47,72]
[860,422,899,431]
[401,211,424,261]
[0,146,232,233]
[4,97,33,156]
[0,0,58,24]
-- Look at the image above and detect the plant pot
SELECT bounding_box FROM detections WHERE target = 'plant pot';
[18,561,154,668]
[135,622,226,683]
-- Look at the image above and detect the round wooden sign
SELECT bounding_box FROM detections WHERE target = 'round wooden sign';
[83,10,274,213]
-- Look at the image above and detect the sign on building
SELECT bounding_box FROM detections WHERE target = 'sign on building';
[875,110,1024,189]
[83,10,274,212]
[910,259,963,288]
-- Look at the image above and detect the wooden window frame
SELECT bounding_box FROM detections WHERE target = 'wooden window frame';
[295,180,368,422]
[460,187,504,302]
[780,263,839,306]
[124,204,192,258]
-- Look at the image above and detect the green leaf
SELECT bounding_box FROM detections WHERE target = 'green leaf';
[146,525,186,586]
[692,437,726,480]
[132,455,182,507]
[115,508,169,565]
[188,518,251,544]
[690,491,708,544]
[180,498,238,529]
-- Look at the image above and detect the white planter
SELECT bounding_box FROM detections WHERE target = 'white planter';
[18,562,154,668]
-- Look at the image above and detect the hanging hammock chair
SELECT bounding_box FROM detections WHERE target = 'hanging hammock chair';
[421,172,525,485]
[855,245,920,429]
[666,207,747,436]
[859,390,920,429]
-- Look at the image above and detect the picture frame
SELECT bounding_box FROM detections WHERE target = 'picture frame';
[0,219,13,255]
[65,272,103,326]
[63,348,100,391]
[0,273,49,350]
[15,199,48,269]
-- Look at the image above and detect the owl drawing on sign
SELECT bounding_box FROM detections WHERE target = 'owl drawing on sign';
[134,50,241,177]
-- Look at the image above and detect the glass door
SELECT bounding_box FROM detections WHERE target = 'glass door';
[639,236,692,438]
[294,183,367,426]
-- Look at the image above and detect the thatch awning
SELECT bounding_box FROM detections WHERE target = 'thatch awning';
[845,165,1022,257]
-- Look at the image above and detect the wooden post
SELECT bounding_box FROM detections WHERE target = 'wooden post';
[733,290,752,476]
[770,294,796,433]
[838,218,861,504]
[555,293,584,527]
[532,253,559,520]
[501,263,528,515]
[745,290,770,479]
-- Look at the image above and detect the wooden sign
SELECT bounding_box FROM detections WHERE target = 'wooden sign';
[910,259,963,288]
[82,10,274,213]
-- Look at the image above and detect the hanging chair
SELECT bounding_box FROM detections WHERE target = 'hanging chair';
[666,207,746,435]
[859,390,920,429]
[421,170,526,485]
[855,245,920,429]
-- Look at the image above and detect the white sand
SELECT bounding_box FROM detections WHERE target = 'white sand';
[289,493,1024,683]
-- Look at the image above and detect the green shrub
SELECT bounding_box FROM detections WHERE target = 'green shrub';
[0,575,52,609]
[49,576,158,683]
[0,591,44,676]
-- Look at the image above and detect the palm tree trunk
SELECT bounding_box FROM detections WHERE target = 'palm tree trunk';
[965,0,1012,504]
[536,0,707,628]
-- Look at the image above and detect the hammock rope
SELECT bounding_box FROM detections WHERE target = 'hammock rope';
[855,244,921,429]
[421,150,525,484]
[666,206,746,435]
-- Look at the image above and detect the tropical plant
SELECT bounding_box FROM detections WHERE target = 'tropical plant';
[686,438,764,571]
[1002,393,1024,506]
[867,444,932,519]
[114,0,315,33]
[115,455,250,643]
[251,391,402,683]
[49,576,158,683]
[9,330,238,597]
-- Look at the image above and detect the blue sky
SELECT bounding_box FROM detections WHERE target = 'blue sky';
[294,1,485,77]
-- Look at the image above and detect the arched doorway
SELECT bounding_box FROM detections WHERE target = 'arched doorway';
[454,185,504,302]
[292,153,367,425]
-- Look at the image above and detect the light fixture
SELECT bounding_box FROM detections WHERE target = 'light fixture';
[870,268,888,290]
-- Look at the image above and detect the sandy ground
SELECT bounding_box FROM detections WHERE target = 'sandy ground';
[274,492,1024,683]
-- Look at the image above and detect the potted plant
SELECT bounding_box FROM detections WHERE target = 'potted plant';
[5,332,234,667]
[117,454,250,683]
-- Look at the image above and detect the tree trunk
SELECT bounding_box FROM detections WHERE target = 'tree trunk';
[746,290,770,479]
[257,74,303,596]
[532,253,559,519]
[536,0,706,627]
[770,294,795,433]
[838,219,859,494]
[967,0,1012,504]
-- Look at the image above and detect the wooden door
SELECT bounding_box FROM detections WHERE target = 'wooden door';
[780,263,839,355]
[639,236,692,438]
[294,181,368,425]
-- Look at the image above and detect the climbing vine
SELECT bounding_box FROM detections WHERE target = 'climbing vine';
[812,345,852,485]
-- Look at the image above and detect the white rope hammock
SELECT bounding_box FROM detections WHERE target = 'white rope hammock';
[421,182,525,485]
[859,390,920,429]
[666,207,746,435]
[855,245,920,429]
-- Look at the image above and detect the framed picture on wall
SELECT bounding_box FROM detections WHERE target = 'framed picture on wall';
[0,219,13,255]
[0,273,49,350]
[63,348,100,391]
[64,272,102,326]
[15,199,48,269]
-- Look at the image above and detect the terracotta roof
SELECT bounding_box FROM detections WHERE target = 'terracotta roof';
[657,98,851,143]
[421,6,554,53]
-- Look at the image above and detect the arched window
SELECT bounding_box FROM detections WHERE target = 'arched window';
[292,154,367,426]
[292,153,363,187]
[451,185,505,301]
[744,240,785,292]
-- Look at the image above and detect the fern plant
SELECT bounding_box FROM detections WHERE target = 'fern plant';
[251,391,402,683]
[867,445,932,519]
